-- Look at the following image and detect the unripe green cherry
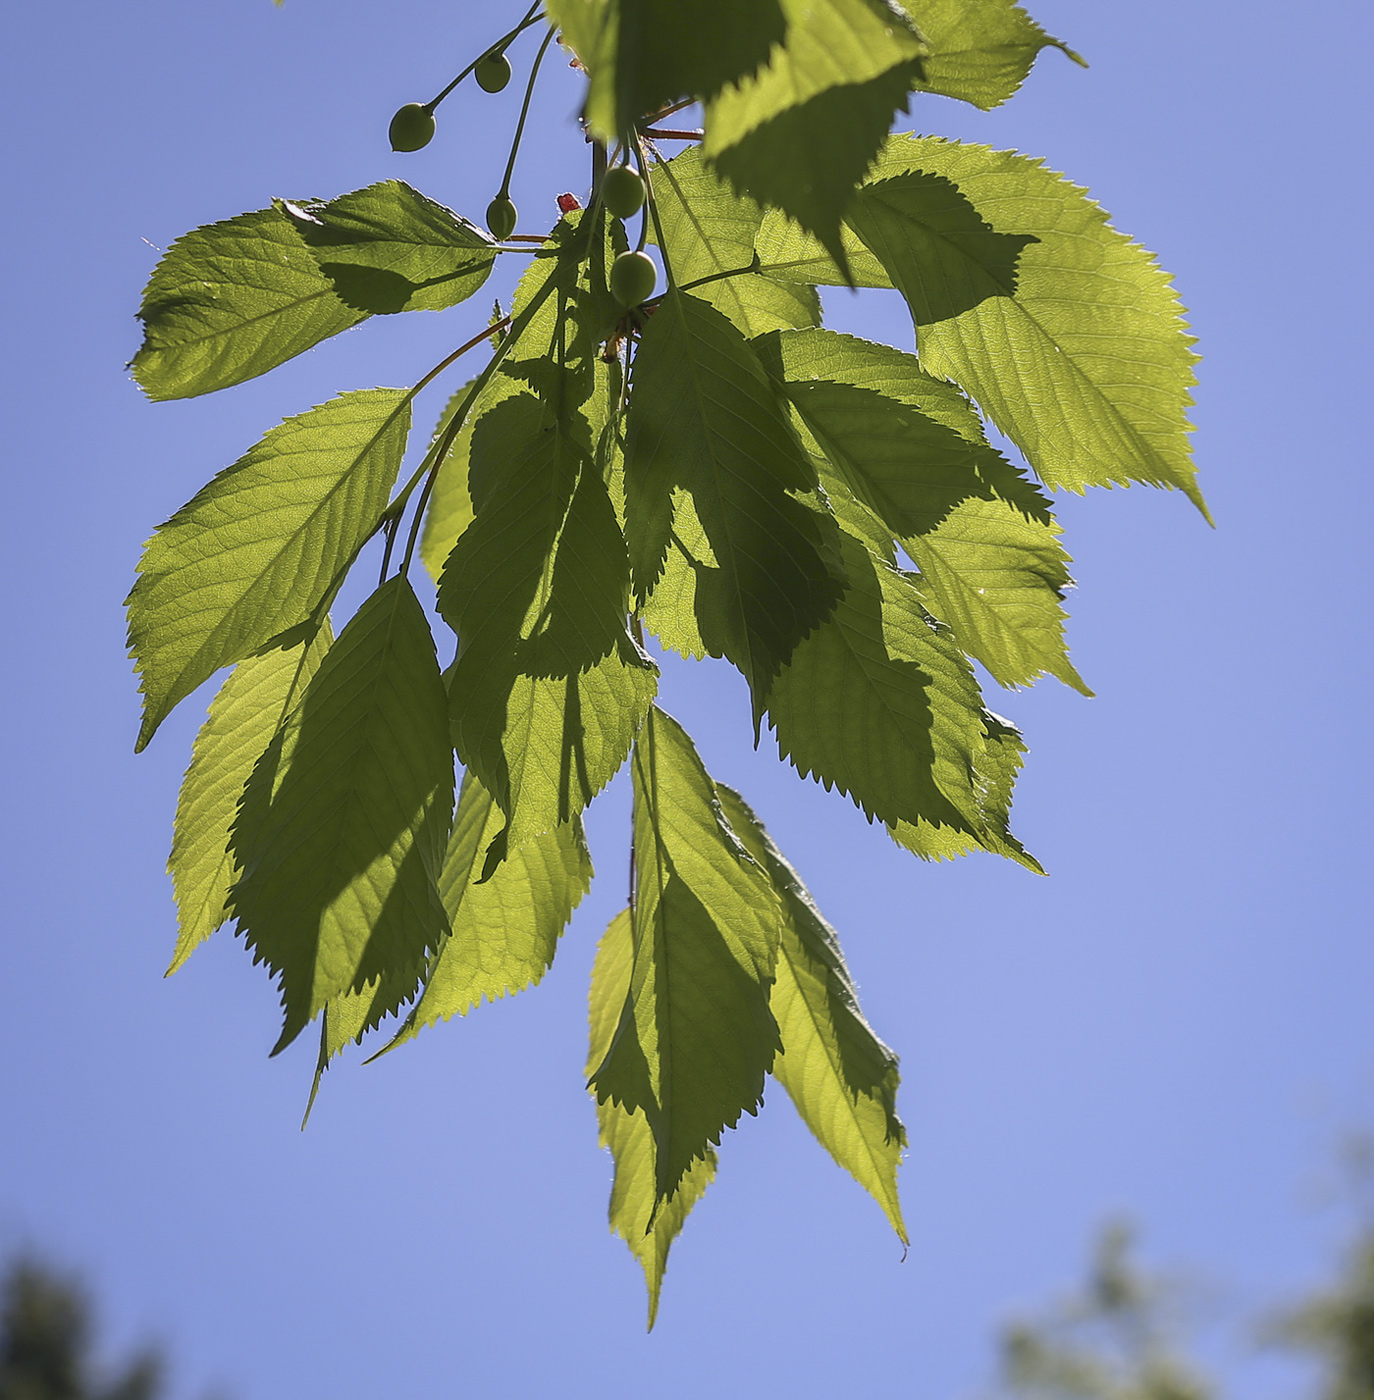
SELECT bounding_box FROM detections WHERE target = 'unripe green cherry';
[487,196,518,241]
[602,165,645,218]
[388,103,435,153]
[610,250,658,307]
[475,52,512,93]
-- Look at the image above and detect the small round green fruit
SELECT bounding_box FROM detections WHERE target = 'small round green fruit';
[602,165,645,218]
[487,196,518,241]
[610,250,658,307]
[475,52,512,93]
[388,103,435,153]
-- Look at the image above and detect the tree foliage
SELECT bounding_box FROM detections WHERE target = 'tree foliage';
[127,0,1200,1322]
[0,1259,165,1400]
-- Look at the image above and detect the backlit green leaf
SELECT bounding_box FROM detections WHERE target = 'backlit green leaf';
[909,0,1083,111]
[168,626,332,974]
[590,706,782,1199]
[282,181,496,314]
[132,205,367,400]
[587,907,717,1328]
[704,0,929,267]
[757,327,1086,689]
[386,771,592,1045]
[889,708,1042,871]
[844,168,1038,323]
[418,372,523,585]
[128,388,410,750]
[625,290,844,708]
[650,147,821,337]
[440,391,651,842]
[229,576,453,1052]
[905,497,1089,693]
[757,326,1044,536]
[549,0,785,140]
[765,529,1017,850]
[858,136,1203,510]
[717,786,906,1240]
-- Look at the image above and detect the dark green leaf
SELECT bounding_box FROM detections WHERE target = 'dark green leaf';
[282,181,496,314]
[549,0,785,140]
[704,0,929,268]
[385,771,592,1045]
[765,529,1027,854]
[590,706,781,1200]
[168,626,332,974]
[888,708,1042,871]
[625,290,844,708]
[131,205,367,400]
[756,327,1087,689]
[587,907,717,1328]
[440,391,651,842]
[128,388,410,750]
[717,786,906,1239]
[757,326,1044,536]
[846,168,1037,322]
[229,576,453,1052]
[501,211,624,421]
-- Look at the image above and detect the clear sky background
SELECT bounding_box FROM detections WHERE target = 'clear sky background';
[2,1,1371,1396]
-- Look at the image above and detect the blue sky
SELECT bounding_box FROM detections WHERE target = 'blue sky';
[2,1,1371,1396]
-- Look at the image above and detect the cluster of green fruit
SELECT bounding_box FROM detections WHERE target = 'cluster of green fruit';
[387,51,512,151]
[388,62,657,308]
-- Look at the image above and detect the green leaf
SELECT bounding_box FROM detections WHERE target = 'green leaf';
[756,327,1087,690]
[857,136,1204,512]
[910,0,1084,111]
[549,0,785,140]
[755,206,892,289]
[650,148,821,337]
[757,326,1046,535]
[587,908,717,1328]
[282,181,496,314]
[716,786,907,1240]
[385,771,592,1046]
[765,529,1025,853]
[703,0,929,268]
[131,205,368,400]
[888,708,1042,871]
[167,626,332,975]
[590,706,782,1200]
[844,169,1039,323]
[905,496,1089,693]
[440,391,652,842]
[625,290,844,708]
[128,388,411,750]
[229,576,453,1052]
[501,211,624,421]
[418,372,523,586]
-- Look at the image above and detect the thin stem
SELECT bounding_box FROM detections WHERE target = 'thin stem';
[640,97,698,125]
[635,136,675,286]
[639,128,703,142]
[425,1,543,113]
[498,25,557,197]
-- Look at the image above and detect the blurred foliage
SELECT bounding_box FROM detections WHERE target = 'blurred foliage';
[990,1224,1214,1400]
[0,1259,162,1400]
